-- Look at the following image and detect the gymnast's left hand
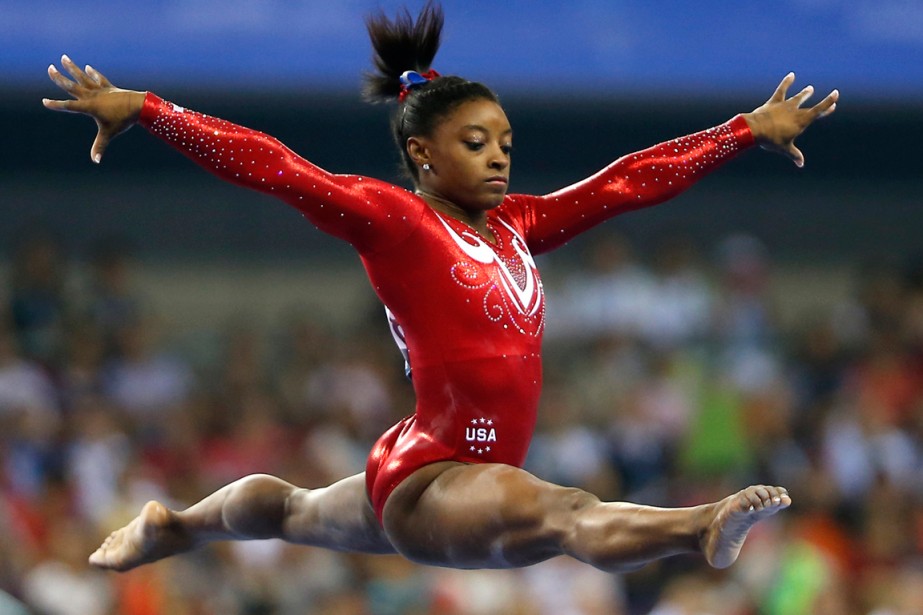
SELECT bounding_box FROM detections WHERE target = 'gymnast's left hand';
[43,54,146,164]
[742,73,838,168]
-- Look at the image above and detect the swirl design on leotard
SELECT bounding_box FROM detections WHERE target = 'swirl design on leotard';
[437,214,544,336]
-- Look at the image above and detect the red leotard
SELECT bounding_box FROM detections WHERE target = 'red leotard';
[139,93,754,523]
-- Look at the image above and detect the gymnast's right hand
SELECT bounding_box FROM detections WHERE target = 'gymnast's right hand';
[43,55,146,164]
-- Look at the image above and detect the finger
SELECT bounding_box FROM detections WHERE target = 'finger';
[811,89,839,119]
[817,102,837,119]
[788,144,805,168]
[85,66,101,85]
[771,72,796,102]
[85,65,112,87]
[60,54,96,89]
[91,129,110,164]
[48,64,78,94]
[42,97,87,114]
[792,84,815,107]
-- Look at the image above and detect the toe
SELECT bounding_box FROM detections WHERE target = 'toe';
[88,548,107,568]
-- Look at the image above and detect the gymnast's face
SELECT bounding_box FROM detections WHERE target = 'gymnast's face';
[409,98,512,212]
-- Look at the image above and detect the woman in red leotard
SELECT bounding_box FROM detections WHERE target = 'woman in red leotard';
[45,3,837,574]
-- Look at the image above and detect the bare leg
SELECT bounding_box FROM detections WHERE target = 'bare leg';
[383,462,789,572]
[89,473,394,571]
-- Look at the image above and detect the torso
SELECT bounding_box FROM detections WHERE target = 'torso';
[364,200,547,520]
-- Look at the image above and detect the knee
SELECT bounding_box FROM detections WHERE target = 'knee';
[541,487,600,535]
[488,483,600,556]
[230,474,296,503]
[224,474,298,538]
[559,487,600,513]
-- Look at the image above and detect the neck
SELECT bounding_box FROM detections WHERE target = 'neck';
[415,189,489,231]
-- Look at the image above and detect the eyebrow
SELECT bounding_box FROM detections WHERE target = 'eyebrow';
[462,124,513,136]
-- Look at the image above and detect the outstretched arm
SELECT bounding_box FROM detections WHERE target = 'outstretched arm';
[514,73,838,255]
[43,56,423,253]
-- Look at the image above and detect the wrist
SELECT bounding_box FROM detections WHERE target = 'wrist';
[741,111,770,143]
[126,90,146,122]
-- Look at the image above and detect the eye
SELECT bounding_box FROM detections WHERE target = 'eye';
[464,141,484,151]
[501,144,513,155]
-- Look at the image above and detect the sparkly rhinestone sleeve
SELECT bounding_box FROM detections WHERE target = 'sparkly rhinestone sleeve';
[138,93,423,253]
[515,115,755,255]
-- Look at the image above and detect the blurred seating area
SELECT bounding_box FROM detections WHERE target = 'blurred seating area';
[1,225,922,615]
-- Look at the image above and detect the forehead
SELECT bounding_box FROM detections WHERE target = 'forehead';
[437,99,511,134]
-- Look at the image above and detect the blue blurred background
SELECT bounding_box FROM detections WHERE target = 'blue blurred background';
[4,0,922,98]
[2,2,923,615]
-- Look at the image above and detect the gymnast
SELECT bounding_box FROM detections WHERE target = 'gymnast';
[43,2,837,574]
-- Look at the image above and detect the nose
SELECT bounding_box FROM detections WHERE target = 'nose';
[488,144,509,170]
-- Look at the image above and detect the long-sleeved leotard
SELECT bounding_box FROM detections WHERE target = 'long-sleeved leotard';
[139,93,754,523]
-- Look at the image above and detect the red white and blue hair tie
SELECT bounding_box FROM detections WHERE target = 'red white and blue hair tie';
[399,69,440,102]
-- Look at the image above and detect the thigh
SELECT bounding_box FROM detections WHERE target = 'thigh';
[382,462,597,569]
[285,473,396,555]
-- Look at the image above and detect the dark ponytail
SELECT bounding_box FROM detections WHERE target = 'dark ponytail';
[363,1,499,181]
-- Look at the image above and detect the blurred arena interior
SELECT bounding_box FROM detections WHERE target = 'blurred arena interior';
[2,2,923,614]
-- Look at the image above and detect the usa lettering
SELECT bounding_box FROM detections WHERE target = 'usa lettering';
[466,427,497,442]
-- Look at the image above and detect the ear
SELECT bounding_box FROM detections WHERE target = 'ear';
[406,136,430,167]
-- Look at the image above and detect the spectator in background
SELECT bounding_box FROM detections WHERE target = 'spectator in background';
[0,323,62,499]
[84,235,146,360]
[101,314,192,418]
[7,227,71,367]
[216,320,269,400]
[640,235,713,349]
[0,323,59,419]
[712,234,775,350]
[547,233,653,342]
[100,313,194,459]
[66,395,131,524]
[525,382,620,500]
[273,313,337,422]
[21,518,114,615]
[609,350,697,500]
[56,322,106,412]
[712,234,781,393]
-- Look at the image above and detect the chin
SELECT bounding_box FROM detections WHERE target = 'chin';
[455,189,506,212]
[482,191,507,209]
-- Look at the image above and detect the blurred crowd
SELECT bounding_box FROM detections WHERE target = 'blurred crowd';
[1,226,922,615]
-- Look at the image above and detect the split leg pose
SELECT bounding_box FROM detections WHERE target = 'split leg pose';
[89,466,789,573]
[45,2,833,577]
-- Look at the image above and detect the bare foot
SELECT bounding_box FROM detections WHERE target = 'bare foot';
[701,485,791,569]
[89,501,196,571]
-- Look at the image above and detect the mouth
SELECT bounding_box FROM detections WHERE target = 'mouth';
[485,176,508,186]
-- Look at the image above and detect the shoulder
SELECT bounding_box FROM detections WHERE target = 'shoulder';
[494,193,542,233]
[495,193,534,220]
